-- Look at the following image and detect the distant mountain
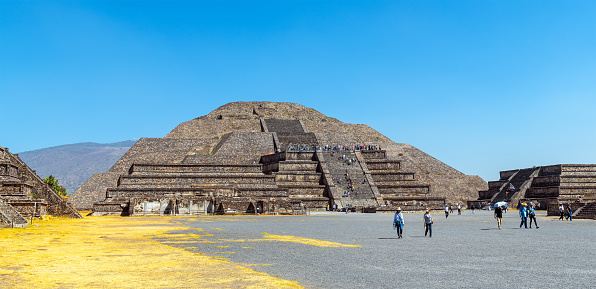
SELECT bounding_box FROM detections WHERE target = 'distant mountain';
[17,140,136,194]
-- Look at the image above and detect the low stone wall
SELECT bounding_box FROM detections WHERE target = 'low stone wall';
[93,202,127,216]
[377,197,445,211]
[9,200,47,218]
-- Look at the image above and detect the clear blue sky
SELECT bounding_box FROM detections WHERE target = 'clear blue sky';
[1,0,595,181]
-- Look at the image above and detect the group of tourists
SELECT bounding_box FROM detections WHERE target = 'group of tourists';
[287,144,316,151]
[393,200,575,238]
[443,204,463,218]
[516,202,539,229]
[286,144,383,152]
[558,203,574,221]
[393,207,433,238]
[322,144,382,151]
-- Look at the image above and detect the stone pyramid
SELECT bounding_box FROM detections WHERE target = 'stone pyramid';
[70,102,486,215]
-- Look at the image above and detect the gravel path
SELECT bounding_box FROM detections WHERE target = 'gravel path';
[165,210,595,288]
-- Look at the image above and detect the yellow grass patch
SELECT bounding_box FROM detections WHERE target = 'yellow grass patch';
[261,233,361,248]
[0,216,302,288]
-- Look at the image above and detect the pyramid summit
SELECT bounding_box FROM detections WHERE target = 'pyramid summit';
[70,101,487,215]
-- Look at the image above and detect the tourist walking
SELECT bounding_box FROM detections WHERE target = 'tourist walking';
[566,204,573,221]
[444,205,449,218]
[423,209,433,237]
[494,205,503,229]
[457,204,462,215]
[519,203,528,228]
[559,204,565,220]
[393,207,404,239]
[528,203,539,229]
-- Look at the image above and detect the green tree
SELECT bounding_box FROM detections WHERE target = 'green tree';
[43,175,67,196]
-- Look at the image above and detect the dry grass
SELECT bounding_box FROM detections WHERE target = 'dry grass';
[0,216,302,288]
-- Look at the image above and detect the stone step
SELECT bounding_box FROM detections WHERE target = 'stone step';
[107,186,290,199]
[488,180,507,190]
[278,162,318,171]
[369,173,415,181]
[478,189,498,200]
[378,185,430,195]
[364,160,400,171]
[118,175,276,187]
[532,176,596,187]
[130,172,268,177]
[130,163,263,174]
[284,151,316,161]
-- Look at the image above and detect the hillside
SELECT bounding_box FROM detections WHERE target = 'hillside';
[17,140,136,194]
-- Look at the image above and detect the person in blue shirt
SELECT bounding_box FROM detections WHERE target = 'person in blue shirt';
[393,207,404,239]
[519,203,528,228]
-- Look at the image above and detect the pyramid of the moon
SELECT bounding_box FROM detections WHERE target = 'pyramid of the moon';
[1,146,81,228]
[70,102,487,215]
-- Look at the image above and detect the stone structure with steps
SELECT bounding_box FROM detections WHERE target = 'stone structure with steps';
[472,164,596,219]
[70,102,487,215]
[0,146,81,227]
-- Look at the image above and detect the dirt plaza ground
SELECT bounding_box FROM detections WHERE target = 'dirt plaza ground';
[1,210,594,288]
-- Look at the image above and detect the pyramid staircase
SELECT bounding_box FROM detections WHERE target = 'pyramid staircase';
[574,202,596,220]
[361,150,442,210]
[321,150,378,208]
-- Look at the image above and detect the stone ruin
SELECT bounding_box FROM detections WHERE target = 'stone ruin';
[0,146,81,228]
[70,102,487,216]
[471,165,596,219]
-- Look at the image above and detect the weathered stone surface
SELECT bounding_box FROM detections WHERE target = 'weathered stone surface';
[0,146,81,227]
[71,102,487,214]
[474,164,596,219]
